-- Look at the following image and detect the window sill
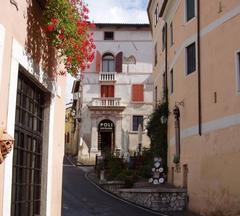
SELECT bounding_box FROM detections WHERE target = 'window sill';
[184,16,196,26]
[185,69,197,77]
[131,101,144,104]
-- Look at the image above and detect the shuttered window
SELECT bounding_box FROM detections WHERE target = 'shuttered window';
[186,0,195,22]
[96,51,101,73]
[132,116,143,131]
[102,53,115,72]
[186,42,196,75]
[101,85,114,97]
[132,84,144,102]
[115,52,123,73]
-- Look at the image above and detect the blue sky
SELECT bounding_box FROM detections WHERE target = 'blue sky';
[66,0,149,103]
[85,0,149,24]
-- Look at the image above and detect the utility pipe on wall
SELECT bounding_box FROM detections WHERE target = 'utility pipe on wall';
[197,0,202,136]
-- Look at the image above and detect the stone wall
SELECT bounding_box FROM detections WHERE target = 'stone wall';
[100,180,187,212]
[118,188,187,212]
[100,181,125,194]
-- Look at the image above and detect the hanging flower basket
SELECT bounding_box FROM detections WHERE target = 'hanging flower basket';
[43,0,96,76]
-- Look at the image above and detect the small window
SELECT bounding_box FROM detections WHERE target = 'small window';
[73,80,80,93]
[186,0,195,22]
[170,22,174,46]
[132,116,143,131]
[237,52,240,93]
[155,86,158,107]
[162,25,166,51]
[155,43,158,66]
[163,72,166,97]
[132,84,144,102]
[186,42,196,75]
[104,32,114,40]
[170,69,174,94]
[154,4,159,25]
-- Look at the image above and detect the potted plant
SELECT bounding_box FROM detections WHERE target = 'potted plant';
[43,0,96,76]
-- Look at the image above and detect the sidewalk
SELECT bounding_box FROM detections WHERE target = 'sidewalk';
[87,170,201,216]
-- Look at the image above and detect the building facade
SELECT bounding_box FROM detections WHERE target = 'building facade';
[65,103,77,155]
[148,0,240,215]
[77,23,154,165]
[0,1,66,215]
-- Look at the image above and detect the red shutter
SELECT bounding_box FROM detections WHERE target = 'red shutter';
[96,51,101,73]
[132,84,144,102]
[108,85,114,97]
[101,85,114,97]
[115,52,123,73]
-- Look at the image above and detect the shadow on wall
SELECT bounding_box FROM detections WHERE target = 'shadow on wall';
[25,0,57,83]
[202,188,240,216]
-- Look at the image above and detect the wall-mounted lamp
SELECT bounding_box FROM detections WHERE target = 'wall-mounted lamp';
[173,105,180,120]
[160,115,167,124]
[0,129,14,164]
[175,100,184,107]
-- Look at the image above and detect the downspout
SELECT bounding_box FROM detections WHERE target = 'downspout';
[165,22,168,103]
[197,0,202,135]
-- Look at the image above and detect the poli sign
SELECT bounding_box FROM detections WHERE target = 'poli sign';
[100,121,114,130]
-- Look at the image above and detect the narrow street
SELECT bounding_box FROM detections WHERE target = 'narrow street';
[61,157,162,216]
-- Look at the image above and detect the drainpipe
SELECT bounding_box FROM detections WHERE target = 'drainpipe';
[197,0,202,136]
[165,22,168,103]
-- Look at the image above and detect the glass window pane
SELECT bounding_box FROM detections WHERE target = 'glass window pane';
[187,0,195,21]
[109,61,115,72]
[187,43,196,74]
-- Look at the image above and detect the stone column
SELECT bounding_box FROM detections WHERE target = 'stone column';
[115,117,122,156]
[90,118,98,153]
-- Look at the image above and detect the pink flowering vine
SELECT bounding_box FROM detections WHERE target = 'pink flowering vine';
[43,0,96,76]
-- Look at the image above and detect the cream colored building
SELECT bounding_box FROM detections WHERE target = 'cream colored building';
[0,1,66,215]
[148,0,240,215]
[77,24,154,165]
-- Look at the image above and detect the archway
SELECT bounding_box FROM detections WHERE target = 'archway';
[98,119,115,153]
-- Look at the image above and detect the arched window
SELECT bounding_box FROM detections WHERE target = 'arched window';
[102,53,115,72]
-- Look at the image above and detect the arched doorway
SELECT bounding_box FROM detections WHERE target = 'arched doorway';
[98,119,115,153]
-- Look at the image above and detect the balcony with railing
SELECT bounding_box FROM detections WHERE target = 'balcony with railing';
[88,97,125,111]
[99,72,116,82]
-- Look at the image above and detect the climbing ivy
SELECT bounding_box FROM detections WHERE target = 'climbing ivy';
[146,102,168,173]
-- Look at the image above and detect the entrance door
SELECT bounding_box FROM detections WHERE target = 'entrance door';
[100,132,112,151]
[11,72,44,216]
[98,120,115,153]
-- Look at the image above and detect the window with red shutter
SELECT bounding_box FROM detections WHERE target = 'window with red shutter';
[96,51,101,73]
[116,52,123,73]
[101,85,114,97]
[132,84,144,102]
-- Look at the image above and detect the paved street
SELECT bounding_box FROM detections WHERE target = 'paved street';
[61,156,163,216]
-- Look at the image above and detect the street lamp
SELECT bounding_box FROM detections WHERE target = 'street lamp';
[160,115,167,124]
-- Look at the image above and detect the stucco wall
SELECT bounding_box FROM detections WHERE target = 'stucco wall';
[148,0,240,215]
[0,1,66,216]
[78,27,153,164]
